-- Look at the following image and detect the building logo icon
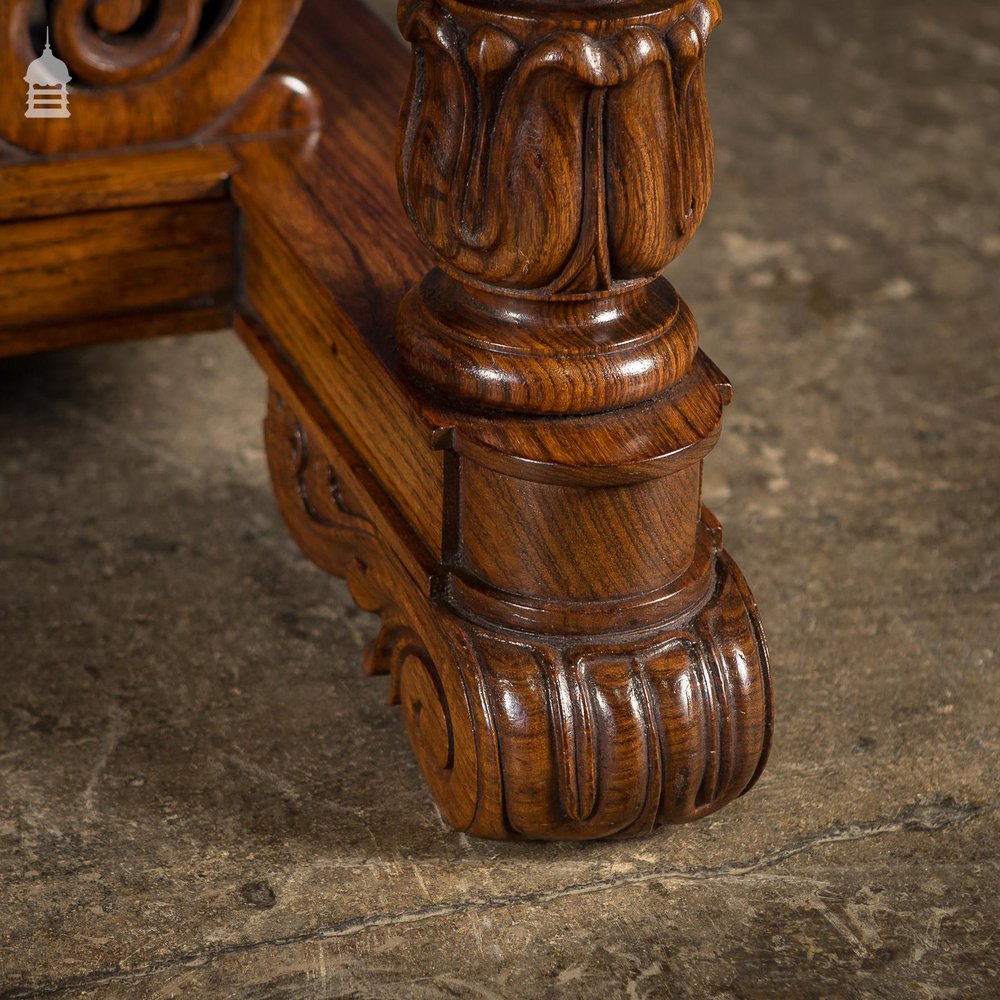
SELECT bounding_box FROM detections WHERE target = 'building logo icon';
[25,29,71,119]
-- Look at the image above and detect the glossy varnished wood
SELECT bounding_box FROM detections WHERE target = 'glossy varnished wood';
[234,0,773,838]
[246,314,771,839]
[395,0,719,414]
[0,146,237,220]
[0,3,314,358]
[0,0,307,154]
[0,201,235,333]
[3,0,773,840]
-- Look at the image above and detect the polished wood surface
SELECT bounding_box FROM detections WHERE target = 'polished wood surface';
[236,0,772,838]
[0,202,235,330]
[0,0,313,356]
[2,0,773,840]
[396,0,718,414]
[0,0,309,155]
[0,148,240,357]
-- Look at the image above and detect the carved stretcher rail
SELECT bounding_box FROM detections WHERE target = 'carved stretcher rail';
[0,0,773,840]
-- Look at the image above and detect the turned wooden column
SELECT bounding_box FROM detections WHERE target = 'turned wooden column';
[396,0,716,416]
[377,0,774,836]
[1,0,771,841]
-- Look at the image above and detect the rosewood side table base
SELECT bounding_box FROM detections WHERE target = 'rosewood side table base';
[0,0,772,840]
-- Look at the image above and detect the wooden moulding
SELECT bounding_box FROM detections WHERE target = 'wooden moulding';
[234,0,773,839]
[1,0,772,839]
[0,1,319,356]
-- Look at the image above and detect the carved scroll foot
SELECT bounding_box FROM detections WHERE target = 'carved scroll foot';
[262,383,772,840]
[388,546,773,840]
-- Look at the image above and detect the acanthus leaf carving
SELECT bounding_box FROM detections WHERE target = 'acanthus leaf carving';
[398,0,722,294]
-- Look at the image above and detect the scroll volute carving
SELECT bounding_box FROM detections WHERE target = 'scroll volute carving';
[51,0,208,86]
[397,0,721,295]
[0,0,306,154]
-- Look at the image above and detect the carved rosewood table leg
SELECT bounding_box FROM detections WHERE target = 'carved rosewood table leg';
[0,0,770,840]
[241,0,772,839]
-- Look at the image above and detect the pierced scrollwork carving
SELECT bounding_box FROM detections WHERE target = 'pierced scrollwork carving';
[398,0,721,294]
[49,0,228,87]
[1,0,310,154]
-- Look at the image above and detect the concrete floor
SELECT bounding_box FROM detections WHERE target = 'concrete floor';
[2,0,998,996]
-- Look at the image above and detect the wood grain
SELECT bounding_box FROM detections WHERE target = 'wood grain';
[256,360,772,839]
[395,0,720,413]
[1,0,773,840]
[0,0,318,359]
[0,0,308,154]
[0,305,231,359]
[0,201,235,332]
[0,146,237,221]
[235,0,773,838]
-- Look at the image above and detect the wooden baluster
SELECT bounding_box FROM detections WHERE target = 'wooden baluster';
[380,0,774,837]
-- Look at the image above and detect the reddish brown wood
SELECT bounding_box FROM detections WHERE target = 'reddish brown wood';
[0,0,309,155]
[0,4,316,358]
[395,0,719,415]
[233,0,773,839]
[3,0,773,840]
[0,306,232,359]
[0,201,235,334]
[242,310,770,838]
[0,146,237,220]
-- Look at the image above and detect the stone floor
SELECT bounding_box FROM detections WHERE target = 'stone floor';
[1,0,998,997]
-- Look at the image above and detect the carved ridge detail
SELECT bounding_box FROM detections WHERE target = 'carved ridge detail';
[51,0,217,87]
[398,0,721,294]
[264,386,773,840]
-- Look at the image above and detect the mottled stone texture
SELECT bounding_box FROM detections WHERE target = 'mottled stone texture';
[1,0,998,996]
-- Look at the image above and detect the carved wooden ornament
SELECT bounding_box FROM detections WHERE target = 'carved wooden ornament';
[0,0,309,154]
[1,0,773,841]
[256,0,774,838]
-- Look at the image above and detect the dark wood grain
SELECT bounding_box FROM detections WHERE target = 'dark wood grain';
[395,0,720,414]
[255,354,771,839]
[0,305,232,359]
[0,1,318,359]
[0,147,237,221]
[3,0,773,840]
[235,0,773,838]
[0,0,309,155]
[0,201,235,332]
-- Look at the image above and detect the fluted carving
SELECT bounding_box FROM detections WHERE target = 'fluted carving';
[246,0,772,841]
[390,549,772,839]
[264,387,773,840]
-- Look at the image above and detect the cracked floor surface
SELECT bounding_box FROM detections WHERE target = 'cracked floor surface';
[1,0,999,997]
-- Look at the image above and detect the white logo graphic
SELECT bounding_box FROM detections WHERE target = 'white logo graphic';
[25,29,71,119]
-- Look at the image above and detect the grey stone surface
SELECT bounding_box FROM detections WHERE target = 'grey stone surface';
[1,0,998,996]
